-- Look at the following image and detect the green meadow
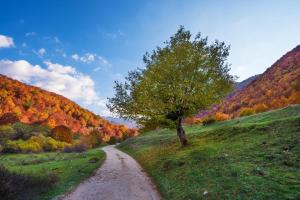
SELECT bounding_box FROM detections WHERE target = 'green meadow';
[0,148,105,200]
[119,105,300,200]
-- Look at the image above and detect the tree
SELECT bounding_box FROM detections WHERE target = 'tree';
[107,26,234,146]
[50,125,73,143]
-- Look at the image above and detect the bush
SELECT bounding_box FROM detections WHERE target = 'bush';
[2,135,71,153]
[254,103,268,113]
[50,125,73,143]
[12,122,50,140]
[0,165,58,200]
[202,116,216,126]
[215,112,230,121]
[184,117,202,124]
[81,129,102,148]
[239,108,256,117]
[0,125,16,143]
[2,139,42,153]
[107,136,118,144]
[63,143,87,153]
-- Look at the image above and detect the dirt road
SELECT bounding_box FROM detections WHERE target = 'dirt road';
[62,145,162,200]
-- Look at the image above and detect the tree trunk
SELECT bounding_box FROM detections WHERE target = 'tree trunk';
[176,116,188,146]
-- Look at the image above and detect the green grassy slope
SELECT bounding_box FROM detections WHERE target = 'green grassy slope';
[119,105,300,200]
[0,148,105,200]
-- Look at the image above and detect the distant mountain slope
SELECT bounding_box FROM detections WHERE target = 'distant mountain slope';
[106,117,137,128]
[0,74,136,138]
[235,74,260,91]
[196,45,300,119]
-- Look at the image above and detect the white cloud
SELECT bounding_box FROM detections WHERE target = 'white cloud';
[80,53,96,63]
[21,42,27,47]
[0,34,14,48]
[44,61,76,74]
[25,32,36,37]
[71,53,111,69]
[38,48,46,56]
[71,54,79,61]
[0,59,107,111]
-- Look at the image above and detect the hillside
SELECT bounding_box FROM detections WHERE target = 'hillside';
[235,74,260,91]
[196,45,300,119]
[119,105,300,200]
[0,74,136,139]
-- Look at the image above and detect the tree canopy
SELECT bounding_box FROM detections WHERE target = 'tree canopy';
[107,26,235,145]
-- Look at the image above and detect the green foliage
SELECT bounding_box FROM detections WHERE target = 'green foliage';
[12,122,50,140]
[119,105,300,200]
[0,148,105,200]
[0,125,16,143]
[108,26,234,128]
[108,26,234,145]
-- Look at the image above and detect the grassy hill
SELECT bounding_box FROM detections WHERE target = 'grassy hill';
[119,105,300,200]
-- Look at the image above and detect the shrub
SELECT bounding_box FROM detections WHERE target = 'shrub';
[0,113,19,125]
[239,108,256,117]
[3,139,42,153]
[254,103,268,113]
[0,125,16,143]
[0,165,58,200]
[107,136,117,144]
[12,122,50,140]
[50,125,73,143]
[202,116,216,126]
[81,129,102,148]
[184,117,202,124]
[2,135,71,153]
[2,140,21,153]
[215,112,230,121]
[63,143,87,153]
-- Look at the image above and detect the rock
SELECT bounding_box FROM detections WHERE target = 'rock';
[203,190,208,196]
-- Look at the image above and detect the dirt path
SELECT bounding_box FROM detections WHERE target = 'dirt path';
[62,145,162,200]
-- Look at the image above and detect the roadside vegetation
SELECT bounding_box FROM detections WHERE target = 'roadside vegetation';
[0,148,105,200]
[118,105,300,200]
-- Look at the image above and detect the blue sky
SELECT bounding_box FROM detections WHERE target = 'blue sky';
[0,0,300,116]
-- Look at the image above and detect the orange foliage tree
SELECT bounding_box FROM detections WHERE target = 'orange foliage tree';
[50,125,73,143]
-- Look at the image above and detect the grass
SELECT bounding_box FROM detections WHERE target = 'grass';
[0,148,105,200]
[118,105,300,200]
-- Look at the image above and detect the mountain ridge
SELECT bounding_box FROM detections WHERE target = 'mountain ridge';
[0,74,136,139]
[194,45,300,120]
